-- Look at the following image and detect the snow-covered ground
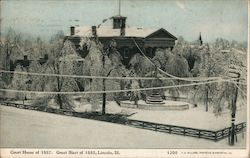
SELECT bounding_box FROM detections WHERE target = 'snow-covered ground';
[0,105,246,148]
[7,99,247,130]
[74,101,247,131]
[128,105,246,131]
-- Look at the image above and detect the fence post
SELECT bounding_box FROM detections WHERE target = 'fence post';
[214,131,217,142]
[230,121,235,145]
[235,128,238,143]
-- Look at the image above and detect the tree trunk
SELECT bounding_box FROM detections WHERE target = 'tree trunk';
[4,48,11,84]
[120,80,125,98]
[56,71,63,109]
[57,94,63,109]
[6,53,10,70]
[214,91,224,114]
[205,87,209,112]
[134,95,138,106]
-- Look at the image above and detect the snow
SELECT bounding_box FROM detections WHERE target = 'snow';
[121,100,189,106]
[73,26,158,38]
[5,99,247,131]
[0,105,246,148]
[74,101,247,131]
[128,105,246,130]
[9,99,247,131]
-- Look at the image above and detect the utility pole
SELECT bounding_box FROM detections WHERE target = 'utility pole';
[204,44,210,112]
[91,25,107,115]
[205,66,210,112]
[102,51,106,115]
[229,70,240,145]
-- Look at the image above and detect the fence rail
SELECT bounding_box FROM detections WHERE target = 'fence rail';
[127,119,224,141]
[0,101,246,142]
[215,123,246,141]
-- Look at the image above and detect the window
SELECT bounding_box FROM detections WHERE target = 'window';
[113,19,120,29]
[123,48,130,59]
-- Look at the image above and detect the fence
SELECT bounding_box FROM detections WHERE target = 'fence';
[0,101,246,142]
[215,123,246,141]
[0,101,128,124]
[127,119,246,141]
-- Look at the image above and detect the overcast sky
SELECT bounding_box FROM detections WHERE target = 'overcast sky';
[1,0,248,42]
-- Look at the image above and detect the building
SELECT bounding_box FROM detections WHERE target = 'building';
[65,15,177,65]
[10,54,48,70]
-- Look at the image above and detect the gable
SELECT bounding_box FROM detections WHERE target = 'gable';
[146,28,177,40]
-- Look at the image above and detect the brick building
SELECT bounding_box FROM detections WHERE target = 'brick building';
[65,15,177,65]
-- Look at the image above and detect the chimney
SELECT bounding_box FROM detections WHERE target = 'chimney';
[24,55,28,60]
[199,32,203,46]
[120,19,126,36]
[92,26,97,37]
[120,28,125,36]
[70,26,75,36]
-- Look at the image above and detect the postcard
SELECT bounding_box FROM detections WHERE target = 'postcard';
[0,0,249,157]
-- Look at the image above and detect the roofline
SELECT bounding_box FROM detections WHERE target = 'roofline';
[145,28,177,40]
[111,15,127,19]
[66,35,177,40]
[66,27,177,39]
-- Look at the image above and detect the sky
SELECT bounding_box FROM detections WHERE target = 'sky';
[0,0,248,42]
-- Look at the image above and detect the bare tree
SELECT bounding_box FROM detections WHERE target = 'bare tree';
[0,28,23,84]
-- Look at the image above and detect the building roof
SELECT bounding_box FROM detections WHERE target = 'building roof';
[69,26,176,39]
[111,15,127,19]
